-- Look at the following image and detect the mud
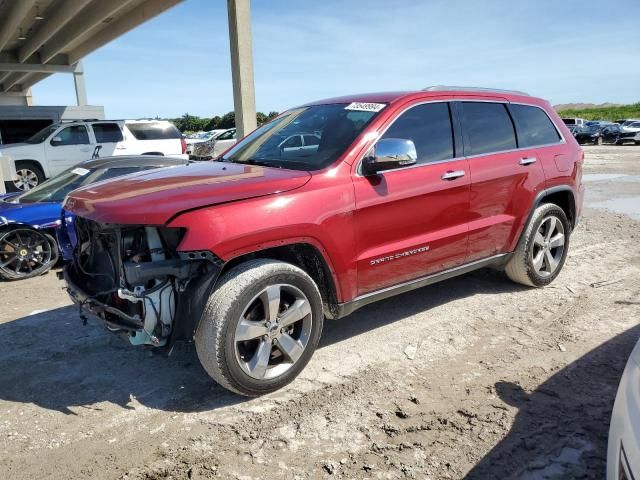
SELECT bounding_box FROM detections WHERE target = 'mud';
[0,145,639,479]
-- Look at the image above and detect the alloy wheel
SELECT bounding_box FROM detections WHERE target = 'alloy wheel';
[234,284,313,380]
[0,229,55,278]
[531,215,565,278]
[13,169,39,191]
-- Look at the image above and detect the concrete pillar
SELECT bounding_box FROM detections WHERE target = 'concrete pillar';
[227,0,257,139]
[73,61,87,106]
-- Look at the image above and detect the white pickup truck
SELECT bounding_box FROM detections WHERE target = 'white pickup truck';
[0,119,187,191]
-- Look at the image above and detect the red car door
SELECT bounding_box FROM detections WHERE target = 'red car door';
[353,101,470,296]
[459,101,546,262]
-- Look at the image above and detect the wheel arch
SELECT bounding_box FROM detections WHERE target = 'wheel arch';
[14,159,48,179]
[509,186,577,253]
[220,242,341,319]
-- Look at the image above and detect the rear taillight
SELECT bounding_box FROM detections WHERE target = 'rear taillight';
[181,137,187,154]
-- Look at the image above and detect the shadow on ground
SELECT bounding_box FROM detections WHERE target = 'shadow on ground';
[0,267,524,415]
[466,323,640,479]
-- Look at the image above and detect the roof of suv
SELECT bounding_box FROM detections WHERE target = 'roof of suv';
[304,86,539,108]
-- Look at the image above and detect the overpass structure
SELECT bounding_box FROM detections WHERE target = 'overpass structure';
[0,0,257,136]
[0,0,257,192]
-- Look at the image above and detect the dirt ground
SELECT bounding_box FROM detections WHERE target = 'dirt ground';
[1,145,639,479]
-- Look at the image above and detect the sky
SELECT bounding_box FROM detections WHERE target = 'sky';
[32,0,640,119]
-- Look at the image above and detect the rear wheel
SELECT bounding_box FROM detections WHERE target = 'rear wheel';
[0,228,58,280]
[596,136,603,145]
[195,259,324,396]
[505,203,570,287]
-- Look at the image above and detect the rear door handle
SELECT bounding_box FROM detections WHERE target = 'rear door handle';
[519,157,537,165]
[441,170,465,181]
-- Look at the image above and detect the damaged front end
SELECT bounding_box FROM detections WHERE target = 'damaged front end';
[63,217,222,348]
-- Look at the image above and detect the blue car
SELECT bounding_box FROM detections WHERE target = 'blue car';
[0,155,189,281]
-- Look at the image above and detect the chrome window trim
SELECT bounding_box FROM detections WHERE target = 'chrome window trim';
[355,98,566,178]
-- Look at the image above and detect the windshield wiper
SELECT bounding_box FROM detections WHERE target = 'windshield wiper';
[241,159,283,168]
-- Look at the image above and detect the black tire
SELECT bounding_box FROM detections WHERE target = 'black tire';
[6,161,46,192]
[505,203,571,287]
[596,136,603,145]
[0,228,59,281]
[195,259,324,396]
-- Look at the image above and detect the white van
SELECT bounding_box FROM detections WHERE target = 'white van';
[0,120,187,191]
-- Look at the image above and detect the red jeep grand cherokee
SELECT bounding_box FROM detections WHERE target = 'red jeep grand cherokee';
[63,86,584,396]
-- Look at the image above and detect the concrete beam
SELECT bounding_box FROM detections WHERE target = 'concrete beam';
[0,62,75,73]
[39,0,135,64]
[20,73,51,90]
[17,0,93,63]
[227,0,257,139]
[1,72,28,92]
[68,0,183,64]
[0,0,38,53]
[73,61,87,106]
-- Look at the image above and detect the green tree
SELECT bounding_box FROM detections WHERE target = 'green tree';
[219,111,236,129]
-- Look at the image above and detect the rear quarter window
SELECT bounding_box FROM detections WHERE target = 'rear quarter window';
[126,122,181,140]
[92,123,124,143]
[510,104,561,147]
[461,102,517,155]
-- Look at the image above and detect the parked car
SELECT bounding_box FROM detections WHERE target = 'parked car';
[191,128,237,160]
[562,117,586,129]
[607,335,640,480]
[0,120,188,192]
[575,123,621,145]
[621,121,640,133]
[0,155,189,280]
[185,129,228,155]
[620,119,640,128]
[61,87,584,396]
[617,130,640,145]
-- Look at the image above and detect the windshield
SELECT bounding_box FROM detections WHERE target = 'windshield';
[25,124,59,144]
[222,103,383,170]
[13,165,147,204]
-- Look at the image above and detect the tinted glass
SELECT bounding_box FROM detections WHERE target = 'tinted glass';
[53,125,90,146]
[126,122,181,140]
[282,136,302,148]
[381,102,454,164]
[222,103,381,171]
[462,102,516,155]
[16,166,152,204]
[217,129,236,140]
[93,123,124,143]
[510,104,561,147]
[304,135,320,146]
[26,124,59,144]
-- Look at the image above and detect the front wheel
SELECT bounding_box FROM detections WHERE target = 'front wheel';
[9,161,45,192]
[0,228,59,280]
[505,203,570,287]
[195,259,324,396]
[596,136,603,145]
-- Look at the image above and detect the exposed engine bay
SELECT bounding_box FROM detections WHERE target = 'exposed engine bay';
[64,217,220,347]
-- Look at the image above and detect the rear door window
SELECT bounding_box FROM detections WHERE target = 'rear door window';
[510,104,561,147]
[461,102,517,155]
[381,102,454,165]
[126,122,181,140]
[92,123,124,143]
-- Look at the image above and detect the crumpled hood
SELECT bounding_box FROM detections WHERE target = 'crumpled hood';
[64,161,312,225]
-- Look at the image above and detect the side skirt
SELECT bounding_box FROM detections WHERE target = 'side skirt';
[333,253,511,319]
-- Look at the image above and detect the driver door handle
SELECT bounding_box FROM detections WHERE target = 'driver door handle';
[519,157,537,165]
[441,170,465,181]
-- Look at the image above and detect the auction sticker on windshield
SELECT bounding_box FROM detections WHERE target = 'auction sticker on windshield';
[345,102,386,112]
[71,167,90,176]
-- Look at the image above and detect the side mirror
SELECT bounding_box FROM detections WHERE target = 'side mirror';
[362,138,417,176]
[50,135,63,146]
